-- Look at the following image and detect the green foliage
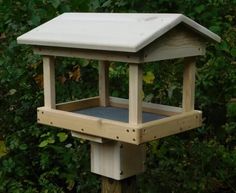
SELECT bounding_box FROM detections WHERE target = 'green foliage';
[141,137,236,193]
[0,0,236,193]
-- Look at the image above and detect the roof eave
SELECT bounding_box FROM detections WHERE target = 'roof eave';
[180,15,221,43]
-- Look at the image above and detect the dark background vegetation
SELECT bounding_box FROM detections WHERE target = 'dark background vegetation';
[0,0,236,192]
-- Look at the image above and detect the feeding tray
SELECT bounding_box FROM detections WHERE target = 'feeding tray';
[37,96,201,144]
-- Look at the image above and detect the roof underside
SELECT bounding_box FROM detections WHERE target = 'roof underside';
[17,13,221,52]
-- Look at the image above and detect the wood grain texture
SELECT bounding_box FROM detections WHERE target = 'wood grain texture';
[71,131,109,143]
[129,64,143,125]
[43,56,55,108]
[99,61,110,106]
[109,97,182,116]
[140,110,202,143]
[34,46,142,63]
[17,13,220,52]
[91,142,145,180]
[182,57,196,112]
[101,176,137,193]
[34,26,206,63]
[37,107,140,144]
[56,96,99,111]
[143,25,206,62]
[37,106,201,144]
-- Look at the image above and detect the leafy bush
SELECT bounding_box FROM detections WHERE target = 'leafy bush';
[0,0,236,193]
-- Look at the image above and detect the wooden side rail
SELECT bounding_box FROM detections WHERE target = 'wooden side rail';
[37,106,201,144]
[56,96,183,116]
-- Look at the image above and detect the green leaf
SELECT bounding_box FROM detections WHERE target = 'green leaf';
[209,25,221,33]
[219,41,230,52]
[0,140,7,157]
[47,137,55,144]
[57,132,68,142]
[231,48,236,57]
[31,15,41,26]
[19,144,28,150]
[66,179,75,190]
[2,158,15,172]
[8,89,17,95]
[143,71,155,84]
[102,0,112,7]
[38,140,48,148]
[195,5,205,13]
[50,0,60,8]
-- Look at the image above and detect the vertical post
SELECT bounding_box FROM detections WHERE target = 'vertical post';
[99,61,110,107]
[43,56,55,109]
[182,57,196,112]
[129,64,143,124]
[101,176,137,193]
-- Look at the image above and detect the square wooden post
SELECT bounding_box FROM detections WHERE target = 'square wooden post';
[99,61,110,107]
[101,176,137,193]
[43,56,55,109]
[182,57,196,112]
[129,64,143,124]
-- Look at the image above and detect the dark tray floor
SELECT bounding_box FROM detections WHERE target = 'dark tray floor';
[74,106,166,123]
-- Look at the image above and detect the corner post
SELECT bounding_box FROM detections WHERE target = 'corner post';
[43,56,56,109]
[129,64,143,124]
[99,61,110,107]
[182,57,196,112]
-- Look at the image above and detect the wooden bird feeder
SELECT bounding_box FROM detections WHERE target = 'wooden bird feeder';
[17,13,220,184]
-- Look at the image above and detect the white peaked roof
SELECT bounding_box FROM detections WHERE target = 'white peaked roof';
[17,13,221,52]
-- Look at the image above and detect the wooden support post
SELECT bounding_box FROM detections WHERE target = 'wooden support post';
[43,56,56,108]
[129,64,143,124]
[101,176,137,193]
[182,57,196,112]
[99,61,110,107]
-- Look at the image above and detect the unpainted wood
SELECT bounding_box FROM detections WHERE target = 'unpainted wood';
[33,25,214,63]
[91,141,121,180]
[143,26,206,62]
[120,143,146,178]
[34,28,205,63]
[91,142,145,180]
[56,96,99,111]
[71,131,109,143]
[37,106,201,144]
[37,107,139,144]
[102,119,141,144]
[34,46,143,63]
[182,57,196,112]
[140,110,202,143]
[43,56,56,108]
[109,97,182,116]
[129,64,143,125]
[54,96,182,116]
[101,176,137,193]
[99,61,110,106]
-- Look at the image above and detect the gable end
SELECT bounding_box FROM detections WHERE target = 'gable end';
[141,25,206,62]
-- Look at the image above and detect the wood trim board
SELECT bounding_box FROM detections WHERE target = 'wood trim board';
[56,96,183,116]
[38,103,201,144]
[99,61,110,106]
[43,56,56,108]
[129,64,143,124]
[56,96,100,111]
[182,57,196,112]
